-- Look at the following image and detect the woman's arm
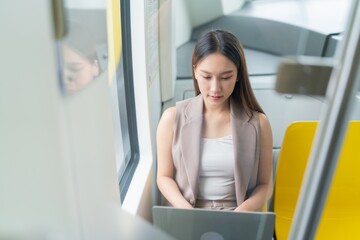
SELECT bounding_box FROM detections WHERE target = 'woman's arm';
[156,107,193,208]
[235,112,273,211]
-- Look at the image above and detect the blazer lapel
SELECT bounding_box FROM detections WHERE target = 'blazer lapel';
[180,95,203,201]
[178,96,258,205]
[230,99,257,204]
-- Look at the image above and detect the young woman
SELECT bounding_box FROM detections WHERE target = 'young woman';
[157,29,273,211]
[62,21,100,95]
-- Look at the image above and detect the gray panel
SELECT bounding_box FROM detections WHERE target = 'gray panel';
[254,89,323,148]
[351,92,360,119]
[176,42,196,79]
[191,15,326,57]
[177,7,336,79]
[177,41,281,79]
[192,16,297,55]
[323,35,341,57]
[177,0,349,80]
[246,49,281,75]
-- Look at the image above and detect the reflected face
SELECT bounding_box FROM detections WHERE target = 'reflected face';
[62,45,100,94]
[194,52,238,108]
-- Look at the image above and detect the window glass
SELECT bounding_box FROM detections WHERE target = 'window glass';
[60,1,108,95]
[107,0,132,184]
[59,0,138,201]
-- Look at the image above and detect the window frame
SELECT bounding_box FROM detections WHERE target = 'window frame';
[118,0,139,202]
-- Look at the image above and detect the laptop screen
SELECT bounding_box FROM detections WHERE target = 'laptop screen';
[152,206,275,240]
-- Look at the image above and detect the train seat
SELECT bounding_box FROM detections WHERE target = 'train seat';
[273,121,360,239]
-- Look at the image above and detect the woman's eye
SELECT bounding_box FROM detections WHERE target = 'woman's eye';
[69,67,83,73]
[202,76,211,80]
[221,76,232,80]
[65,63,85,74]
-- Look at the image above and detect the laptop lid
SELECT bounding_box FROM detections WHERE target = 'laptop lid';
[152,206,275,240]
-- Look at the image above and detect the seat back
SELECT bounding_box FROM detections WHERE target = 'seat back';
[273,121,318,239]
[273,121,360,239]
[315,121,360,239]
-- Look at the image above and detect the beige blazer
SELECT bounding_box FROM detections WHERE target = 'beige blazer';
[172,94,260,207]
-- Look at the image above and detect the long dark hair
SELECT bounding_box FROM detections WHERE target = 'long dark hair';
[192,29,264,117]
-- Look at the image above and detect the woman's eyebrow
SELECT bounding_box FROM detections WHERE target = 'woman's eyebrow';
[199,69,234,74]
[221,70,234,74]
[65,62,84,67]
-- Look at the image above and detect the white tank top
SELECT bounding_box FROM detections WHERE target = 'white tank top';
[197,135,236,201]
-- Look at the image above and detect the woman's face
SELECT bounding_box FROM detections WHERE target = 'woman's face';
[62,45,99,94]
[194,52,238,108]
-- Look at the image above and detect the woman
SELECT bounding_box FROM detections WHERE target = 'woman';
[157,29,273,211]
[62,21,100,95]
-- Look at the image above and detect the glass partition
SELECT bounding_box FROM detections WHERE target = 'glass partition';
[58,0,138,201]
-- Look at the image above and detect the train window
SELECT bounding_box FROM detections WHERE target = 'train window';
[113,0,139,201]
[60,0,138,202]
[106,0,139,201]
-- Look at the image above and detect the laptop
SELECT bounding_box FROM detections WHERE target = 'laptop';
[152,206,275,240]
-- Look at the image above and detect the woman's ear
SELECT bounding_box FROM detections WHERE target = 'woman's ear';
[92,60,100,77]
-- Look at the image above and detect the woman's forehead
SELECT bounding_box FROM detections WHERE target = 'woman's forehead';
[196,53,237,71]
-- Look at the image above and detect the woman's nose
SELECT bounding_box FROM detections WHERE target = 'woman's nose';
[64,70,74,83]
[210,78,221,91]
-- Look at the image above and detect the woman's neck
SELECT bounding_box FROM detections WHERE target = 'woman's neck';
[203,99,230,116]
[202,102,231,138]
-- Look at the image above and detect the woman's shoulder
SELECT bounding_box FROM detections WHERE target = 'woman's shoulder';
[176,96,198,108]
[257,112,272,132]
[160,96,196,123]
[257,112,268,120]
[158,106,176,134]
[160,106,176,123]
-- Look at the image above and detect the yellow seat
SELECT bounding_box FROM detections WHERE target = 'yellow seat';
[273,121,360,239]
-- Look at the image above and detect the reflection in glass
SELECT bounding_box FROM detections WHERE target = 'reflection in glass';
[62,22,100,94]
[60,7,108,95]
[58,1,136,200]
